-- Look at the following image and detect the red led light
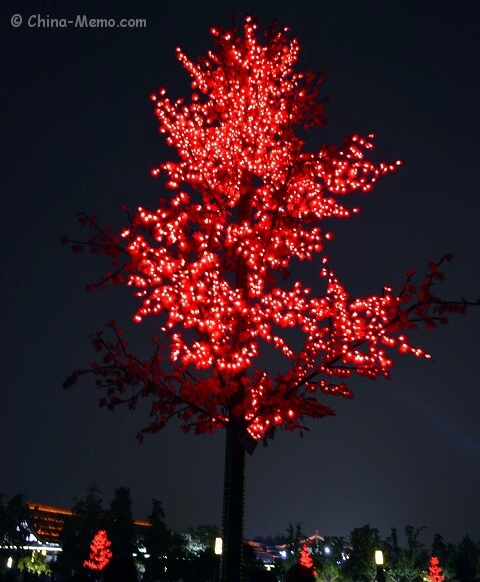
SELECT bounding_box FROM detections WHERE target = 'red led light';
[67,18,475,442]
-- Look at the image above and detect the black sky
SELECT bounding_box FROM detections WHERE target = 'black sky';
[1,0,479,545]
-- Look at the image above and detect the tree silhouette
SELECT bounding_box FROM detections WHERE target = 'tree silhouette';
[107,487,136,574]
[384,526,426,582]
[56,483,106,577]
[452,535,480,581]
[65,15,478,582]
[143,499,170,581]
[319,536,346,582]
[285,522,307,565]
[0,494,30,564]
[345,525,382,582]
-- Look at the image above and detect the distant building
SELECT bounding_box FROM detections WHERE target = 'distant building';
[25,502,151,557]
[27,503,72,551]
[247,532,325,566]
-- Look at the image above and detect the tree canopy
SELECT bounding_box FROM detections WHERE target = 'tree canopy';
[64,16,477,447]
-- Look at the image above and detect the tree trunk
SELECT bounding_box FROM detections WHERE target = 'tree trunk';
[220,170,252,581]
[220,419,246,582]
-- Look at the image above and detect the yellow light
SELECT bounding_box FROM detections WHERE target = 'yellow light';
[375,550,384,565]
[215,537,223,555]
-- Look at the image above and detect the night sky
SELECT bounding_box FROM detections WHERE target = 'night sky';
[2,0,480,546]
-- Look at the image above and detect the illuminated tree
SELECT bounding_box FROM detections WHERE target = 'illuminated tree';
[84,529,113,571]
[285,522,307,567]
[428,556,445,582]
[65,15,478,582]
[299,543,316,574]
[57,483,105,577]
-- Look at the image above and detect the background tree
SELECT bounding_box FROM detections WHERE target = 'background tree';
[179,524,222,582]
[431,535,448,570]
[452,535,480,582]
[105,486,137,580]
[285,523,307,567]
[65,15,478,582]
[318,556,343,582]
[1,494,30,566]
[317,537,347,582]
[383,526,426,582]
[163,530,189,582]
[384,527,402,582]
[344,525,382,582]
[242,542,264,581]
[183,524,220,556]
[401,525,427,582]
[55,509,78,578]
[142,499,170,580]
[431,535,455,581]
[17,551,52,577]
[57,482,105,577]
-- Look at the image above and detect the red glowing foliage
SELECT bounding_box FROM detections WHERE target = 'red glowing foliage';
[83,529,113,571]
[428,556,445,582]
[65,17,478,443]
[299,543,315,572]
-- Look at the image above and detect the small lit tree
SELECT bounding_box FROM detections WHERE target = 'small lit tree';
[429,556,445,582]
[65,15,478,582]
[83,529,113,571]
[300,543,316,574]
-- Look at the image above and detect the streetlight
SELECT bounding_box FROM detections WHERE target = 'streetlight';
[375,550,385,582]
[215,537,223,556]
[214,537,223,582]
